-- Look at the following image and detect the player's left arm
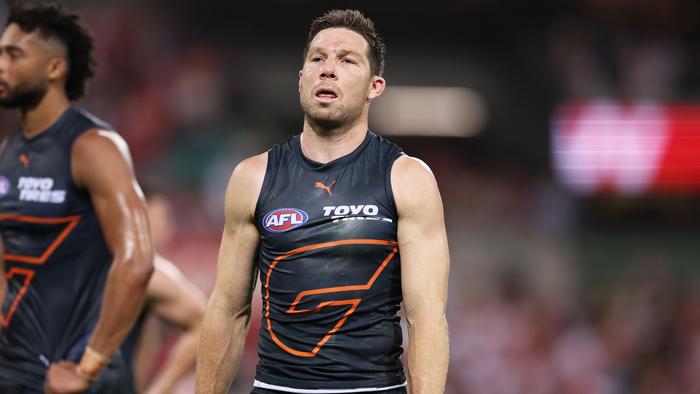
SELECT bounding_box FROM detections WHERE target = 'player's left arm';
[392,156,450,394]
[45,129,154,393]
[142,256,207,394]
[76,128,154,370]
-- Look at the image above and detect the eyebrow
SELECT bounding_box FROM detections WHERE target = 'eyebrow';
[307,46,364,59]
[0,44,24,54]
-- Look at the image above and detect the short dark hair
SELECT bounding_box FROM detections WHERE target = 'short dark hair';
[6,2,95,100]
[303,9,386,77]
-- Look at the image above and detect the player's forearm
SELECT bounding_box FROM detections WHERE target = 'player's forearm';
[88,255,154,357]
[406,313,449,394]
[196,302,251,394]
[147,324,201,394]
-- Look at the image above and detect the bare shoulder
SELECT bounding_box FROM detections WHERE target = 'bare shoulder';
[391,155,435,183]
[224,152,268,221]
[230,152,268,188]
[391,155,441,214]
[71,128,135,190]
[72,128,131,163]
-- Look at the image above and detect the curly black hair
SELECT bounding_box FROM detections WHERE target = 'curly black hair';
[6,2,95,100]
[304,9,386,77]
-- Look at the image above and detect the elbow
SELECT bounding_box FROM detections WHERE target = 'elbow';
[132,238,155,277]
[133,260,155,286]
[113,250,155,289]
[130,249,155,283]
[405,308,448,332]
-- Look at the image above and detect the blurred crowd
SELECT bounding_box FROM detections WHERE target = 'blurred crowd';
[448,255,700,394]
[2,1,700,393]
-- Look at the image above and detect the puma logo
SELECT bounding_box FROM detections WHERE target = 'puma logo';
[314,181,336,196]
[19,154,29,168]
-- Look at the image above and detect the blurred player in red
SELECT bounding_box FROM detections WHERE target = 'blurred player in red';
[121,190,206,394]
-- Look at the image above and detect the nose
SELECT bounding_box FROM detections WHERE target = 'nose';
[319,59,337,80]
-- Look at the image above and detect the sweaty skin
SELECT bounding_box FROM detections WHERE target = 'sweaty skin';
[196,26,449,394]
[1,21,154,394]
[44,128,154,394]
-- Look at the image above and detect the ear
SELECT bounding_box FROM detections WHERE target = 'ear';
[298,70,303,93]
[367,76,386,101]
[46,57,68,82]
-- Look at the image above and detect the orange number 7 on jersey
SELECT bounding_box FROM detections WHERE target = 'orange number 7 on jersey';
[1,267,35,327]
[264,239,398,357]
[0,214,80,327]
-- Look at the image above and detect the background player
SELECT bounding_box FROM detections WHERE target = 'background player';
[0,3,153,393]
[121,190,206,394]
[196,9,449,394]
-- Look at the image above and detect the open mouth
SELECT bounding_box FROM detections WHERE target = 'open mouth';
[315,87,338,102]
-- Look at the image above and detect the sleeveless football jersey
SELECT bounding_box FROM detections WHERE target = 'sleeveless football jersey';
[0,107,132,392]
[253,131,407,392]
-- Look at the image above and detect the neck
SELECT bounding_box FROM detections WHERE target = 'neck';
[300,116,368,164]
[20,89,71,139]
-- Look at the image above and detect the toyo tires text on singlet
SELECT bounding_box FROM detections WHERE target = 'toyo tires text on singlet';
[0,108,132,393]
[253,131,406,392]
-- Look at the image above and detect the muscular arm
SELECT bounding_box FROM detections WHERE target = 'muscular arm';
[143,256,207,394]
[196,153,266,394]
[392,156,450,394]
[72,129,154,375]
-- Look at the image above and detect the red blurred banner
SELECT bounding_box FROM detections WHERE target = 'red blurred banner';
[552,101,700,195]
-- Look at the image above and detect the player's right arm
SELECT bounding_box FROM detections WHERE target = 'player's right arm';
[195,153,267,394]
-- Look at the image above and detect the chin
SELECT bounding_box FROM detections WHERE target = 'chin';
[311,116,345,131]
[303,106,340,124]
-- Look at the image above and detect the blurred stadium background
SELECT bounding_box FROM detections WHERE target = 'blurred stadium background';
[2,1,700,393]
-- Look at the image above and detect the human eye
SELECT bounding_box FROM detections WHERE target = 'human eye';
[6,48,22,59]
[308,53,324,63]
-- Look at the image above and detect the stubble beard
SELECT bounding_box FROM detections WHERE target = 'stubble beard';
[0,80,48,111]
[300,96,364,136]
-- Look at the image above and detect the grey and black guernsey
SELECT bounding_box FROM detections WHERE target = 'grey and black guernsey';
[253,130,407,393]
[0,107,134,393]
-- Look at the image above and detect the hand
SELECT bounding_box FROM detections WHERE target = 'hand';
[44,361,91,394]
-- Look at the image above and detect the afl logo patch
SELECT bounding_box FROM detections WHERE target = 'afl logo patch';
[0,176,10,196]
[263,208,308,233]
